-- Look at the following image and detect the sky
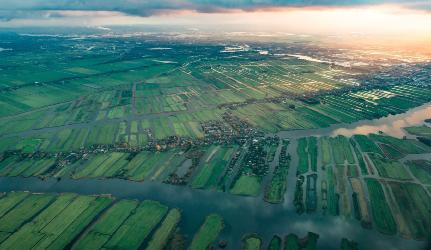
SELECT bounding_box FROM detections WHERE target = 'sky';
[1,0,431,39]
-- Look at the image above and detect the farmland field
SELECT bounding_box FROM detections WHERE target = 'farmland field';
[191,145,237,189]
[189,214,224,250]
[0,31,430,250]
[146,208,181,250]
[264,140,291,203]
[368,154,412,180]
[103,200,168,249]
[242,234,262,250]
[230,175,262,196]
[365,179,397,235]
[72,200,138,250]
[0,192,229,250]
[289,132,431,239]
[388,182,431,239]
[407,160,431,185]
[0,193,112,249]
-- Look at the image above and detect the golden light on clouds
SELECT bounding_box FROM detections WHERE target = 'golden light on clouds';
[153,5,431,35]
[4,4,431,42]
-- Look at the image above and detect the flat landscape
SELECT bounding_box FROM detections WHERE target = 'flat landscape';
[0,191,226,250]
[0,30,430,249]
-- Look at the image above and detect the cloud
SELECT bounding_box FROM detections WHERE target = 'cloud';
[0,0,430,19]
[0,0,430,28]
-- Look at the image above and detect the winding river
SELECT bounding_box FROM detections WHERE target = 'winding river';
[278,102,431,139]
[0,103,430,249]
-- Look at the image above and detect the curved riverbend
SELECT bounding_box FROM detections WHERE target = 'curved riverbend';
[277,102,431,139]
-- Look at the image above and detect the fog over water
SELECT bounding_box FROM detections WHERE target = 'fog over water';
[278,102,431,139]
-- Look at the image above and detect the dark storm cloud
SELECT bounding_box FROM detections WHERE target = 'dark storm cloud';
[0,0,430,20]
[0,10,66,21]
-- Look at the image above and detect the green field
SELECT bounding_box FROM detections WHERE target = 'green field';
[353,135,382,154]
[74,200,180,250]
[1,36,431,149]
[365,179,397,235]
[296,137,318,174]
[1,34,431,250]
[407,160,431,185]
[369,134,430,159]
[350,139,368,175]
[326,166,338,216]
[405,124,431,134]
[329,135,355,165]
[189,214,224,250]
[146,208,181,250]
[0,192,30,218]
[290,132,431,238]
[72,199,138,250]
[388,182,431,239]
[2,193,79,249]
[297,138,309,174]
[103,200,168,249]
[230,175,262,196]
[0,193,112,249]
[0,193,54,234]
[242,234,262,250]
[264,141,290,203]
[191,145,237,189]
[320,137,332,166]
[368,154,412,180]
[0,192,229,250]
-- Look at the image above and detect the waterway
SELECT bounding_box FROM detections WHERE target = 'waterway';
[278,102,431,139]
[0,103,430,249]
[0,177,426,249]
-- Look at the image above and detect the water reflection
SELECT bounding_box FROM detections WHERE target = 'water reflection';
[0,103,430,249]
[278,103,431,139]
[0,177,425,249]
[330,105,431,138]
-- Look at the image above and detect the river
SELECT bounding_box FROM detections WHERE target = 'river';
[0,103,430,249]
[0,177,426,249]
[277,102,431,139]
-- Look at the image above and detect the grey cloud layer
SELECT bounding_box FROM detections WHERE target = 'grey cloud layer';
[0,0,430,19]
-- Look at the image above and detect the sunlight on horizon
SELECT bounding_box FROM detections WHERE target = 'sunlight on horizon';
[4,5,431,34]
[3,4,431,55]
